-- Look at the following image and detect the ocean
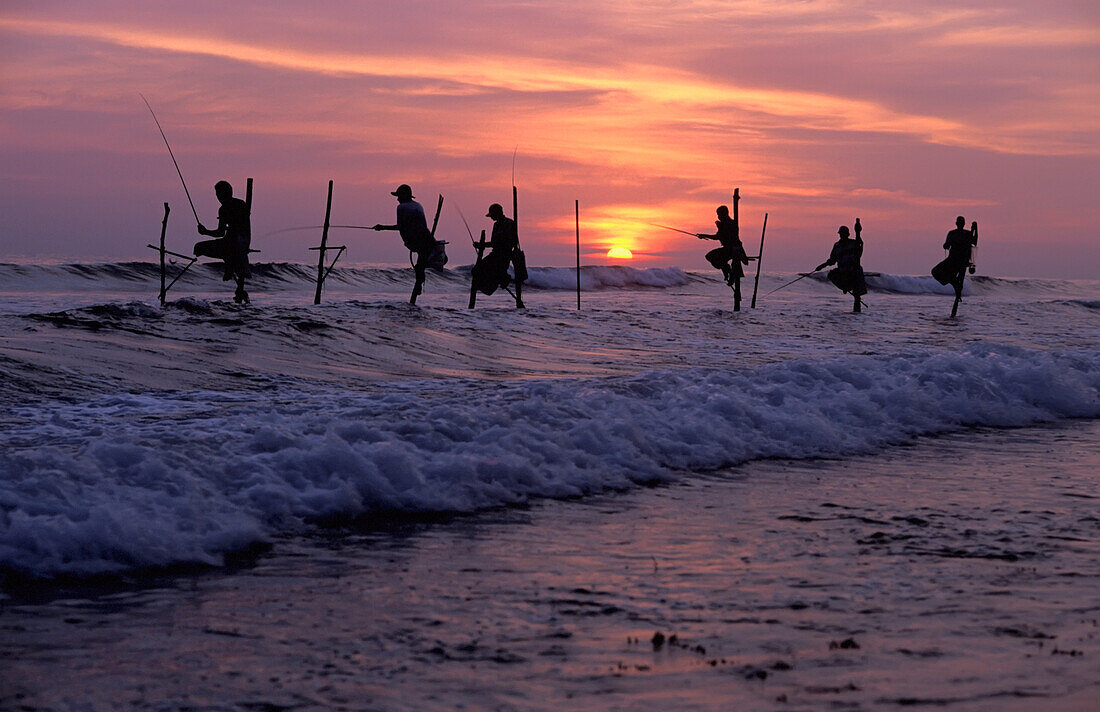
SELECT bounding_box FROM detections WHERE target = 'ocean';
[1,262,1097,710]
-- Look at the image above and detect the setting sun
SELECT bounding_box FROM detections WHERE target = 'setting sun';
[607,246,633,259]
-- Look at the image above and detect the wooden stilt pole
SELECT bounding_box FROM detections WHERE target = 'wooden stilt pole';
[469,229,486,309]
[158,202,170,305]
[732,187,742,311]
[314,180,333,305]
[513,185,524,309]
[236,177,254,304]
[147,242,196,299]
[751,212,767,308]
[575,200,581,310]
[430,194,444,238]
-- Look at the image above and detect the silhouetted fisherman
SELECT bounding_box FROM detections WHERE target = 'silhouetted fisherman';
[932,215,978,317]
[194,180,251,304]
[372,184,434,304]
[472,203,519,297]
[816,222,867,313]
[697,205,753,310]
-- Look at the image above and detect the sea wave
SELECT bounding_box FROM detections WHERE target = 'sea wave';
[2,261,1096,300]
[0,261,701,295]
[1,343,1096,580]
[820,272,1094,296]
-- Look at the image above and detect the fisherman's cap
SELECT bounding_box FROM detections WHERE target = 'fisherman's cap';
[391,184,414,198]
[486,203,504,217]
[838,225,850,236]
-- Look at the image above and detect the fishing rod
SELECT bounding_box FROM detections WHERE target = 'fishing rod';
[140,93,200,225]
[258,224,378,238]
[511,146,518,193]
[764,269,820,296]
[454,205,479,246]
[650,223,701,238]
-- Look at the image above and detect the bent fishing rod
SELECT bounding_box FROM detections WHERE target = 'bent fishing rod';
[140,93,200,226]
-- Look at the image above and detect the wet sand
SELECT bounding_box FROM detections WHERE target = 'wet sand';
[2,421,1097,711]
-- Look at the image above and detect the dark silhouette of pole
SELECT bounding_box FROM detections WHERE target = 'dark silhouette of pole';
[513,184,524,308]
[575,199,581,310]
[732,187,742,311]
[146,241,196,299]
[751,212,767,308]
[158,203,170,305]
[245,178,253,213]
[314,180,333,305]
[469,229,486,309]
[853,217,863,314]
[430,195,444,239]
[733,188,739,236]
[140,93,200,226]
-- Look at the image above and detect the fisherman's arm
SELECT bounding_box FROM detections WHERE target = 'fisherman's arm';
[198,216,229,237]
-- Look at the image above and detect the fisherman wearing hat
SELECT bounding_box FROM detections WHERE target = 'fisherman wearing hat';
[471,203,520,298]
[373,184,434,304]
[815,220,867,313]
[696,204,752,310]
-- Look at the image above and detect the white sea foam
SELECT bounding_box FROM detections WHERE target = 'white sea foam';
[1,344,1096,579]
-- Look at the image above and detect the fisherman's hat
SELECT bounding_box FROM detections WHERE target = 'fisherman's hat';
[486,203,504,218]
[391,184,414,198]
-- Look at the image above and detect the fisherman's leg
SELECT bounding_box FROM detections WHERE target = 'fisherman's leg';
[733,277,742,311]
[234,275,249,304]
[950,273,963,316]
[410,252,427,304]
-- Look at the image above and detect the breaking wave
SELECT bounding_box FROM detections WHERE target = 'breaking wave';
[1,344,1096,580]
[817,272,1096,297]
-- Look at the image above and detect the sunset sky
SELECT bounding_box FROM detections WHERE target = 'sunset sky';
[1,1,1097,276]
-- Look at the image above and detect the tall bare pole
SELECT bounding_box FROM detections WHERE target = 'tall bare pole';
[751,212,768,308]
[733,188,739,239]
[314,180,333,305]
[158,203,170,305]
[575,200,581,310]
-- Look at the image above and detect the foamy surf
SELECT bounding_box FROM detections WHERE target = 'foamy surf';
[2,344,1096,579]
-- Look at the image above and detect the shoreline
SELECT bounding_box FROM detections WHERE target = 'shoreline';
[3,421,1097,710]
